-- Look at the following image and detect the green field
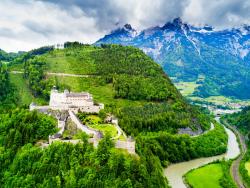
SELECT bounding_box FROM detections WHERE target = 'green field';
[78,114,123,139]
[89,124,118,138]
[190,95,232,105]
[175,81,237,106]
[245,162,250,176]
[185,164,223,188]
[174,79,250,107]
[175,81,200,96]
[45,48,97,74]
[50,75,145,109]
[9,73,47,106]
[9,73,32,105]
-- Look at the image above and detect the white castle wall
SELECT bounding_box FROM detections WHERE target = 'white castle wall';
[115,140,136,154]
[49,90,67,108]
[69,110,100,136]
[49,89,103,113]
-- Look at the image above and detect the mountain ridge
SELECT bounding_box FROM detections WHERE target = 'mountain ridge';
[96,18,250,99]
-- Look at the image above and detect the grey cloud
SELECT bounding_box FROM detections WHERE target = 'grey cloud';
[39,0,129,30]
[40,0,250,29]
[23,20,58,37]
[0,28,16,38]
[184,0,250,28]
[39,0,190,30]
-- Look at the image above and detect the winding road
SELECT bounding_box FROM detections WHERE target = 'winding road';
[227,123,247,188]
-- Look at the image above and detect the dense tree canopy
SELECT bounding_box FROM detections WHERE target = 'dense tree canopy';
[117,103,210,136]
[223,106,250,134]
[0,109,168,188]
[136,123,227,164]
[0,62,17,108]
[0,62,9,100]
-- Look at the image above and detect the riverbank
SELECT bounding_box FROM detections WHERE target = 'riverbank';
[220,119,247,187]
[164,120,240,188]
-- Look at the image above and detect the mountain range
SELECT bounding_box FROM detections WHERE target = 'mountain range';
[96,18,250,100]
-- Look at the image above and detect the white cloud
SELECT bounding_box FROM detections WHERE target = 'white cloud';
[0,0,250,52]
[0,0,104,52]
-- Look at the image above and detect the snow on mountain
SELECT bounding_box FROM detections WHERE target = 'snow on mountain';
[95,18,250,99]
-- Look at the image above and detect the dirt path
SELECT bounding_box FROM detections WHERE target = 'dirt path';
[11,71,24,74]
[228,124,247,188]
[46,72,92,78]
[10,71,95,78]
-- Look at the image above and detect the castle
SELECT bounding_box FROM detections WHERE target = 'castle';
[30,88,104,113]
[49,88,104,113]
[30,88,135,154]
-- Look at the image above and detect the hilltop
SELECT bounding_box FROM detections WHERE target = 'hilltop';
[1,44,228,187]
[10,44,209,134]
[8,43,228,159]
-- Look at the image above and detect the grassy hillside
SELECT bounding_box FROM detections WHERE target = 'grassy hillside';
[9,74,45,106]
[5,44,229,187]
[9,44,227,150]
[11,44,210,132]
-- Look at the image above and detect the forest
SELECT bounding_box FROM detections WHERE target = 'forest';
[0,62,17,108]
[223,106,250,135]
[117,103,210,136]
[136,122,227,164]
[0,109,167,188]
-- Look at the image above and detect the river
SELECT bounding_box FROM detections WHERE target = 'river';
[164,121,240,188]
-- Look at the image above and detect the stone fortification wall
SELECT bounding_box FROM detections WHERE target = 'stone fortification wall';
[115,140,135,154]
[69,110,101,137]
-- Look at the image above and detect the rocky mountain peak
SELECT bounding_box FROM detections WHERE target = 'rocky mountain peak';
[162,17,189,31]
[123,24,133,31]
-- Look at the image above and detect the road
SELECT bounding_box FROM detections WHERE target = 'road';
[10,71,96,78]
[224,121,247,188]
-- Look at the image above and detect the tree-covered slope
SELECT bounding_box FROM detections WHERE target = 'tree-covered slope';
[223,107,250,134]
[11,44,210,133]
[0,109,167,188]
[5,44,228,187]
[96,18,250,100]
[223,107,250,187]
[0,49,23,62]
[0,62,17,108]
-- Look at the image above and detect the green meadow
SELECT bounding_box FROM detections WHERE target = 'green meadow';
[185,163,223,188]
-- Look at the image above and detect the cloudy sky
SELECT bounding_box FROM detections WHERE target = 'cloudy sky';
[1,0,250,52]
